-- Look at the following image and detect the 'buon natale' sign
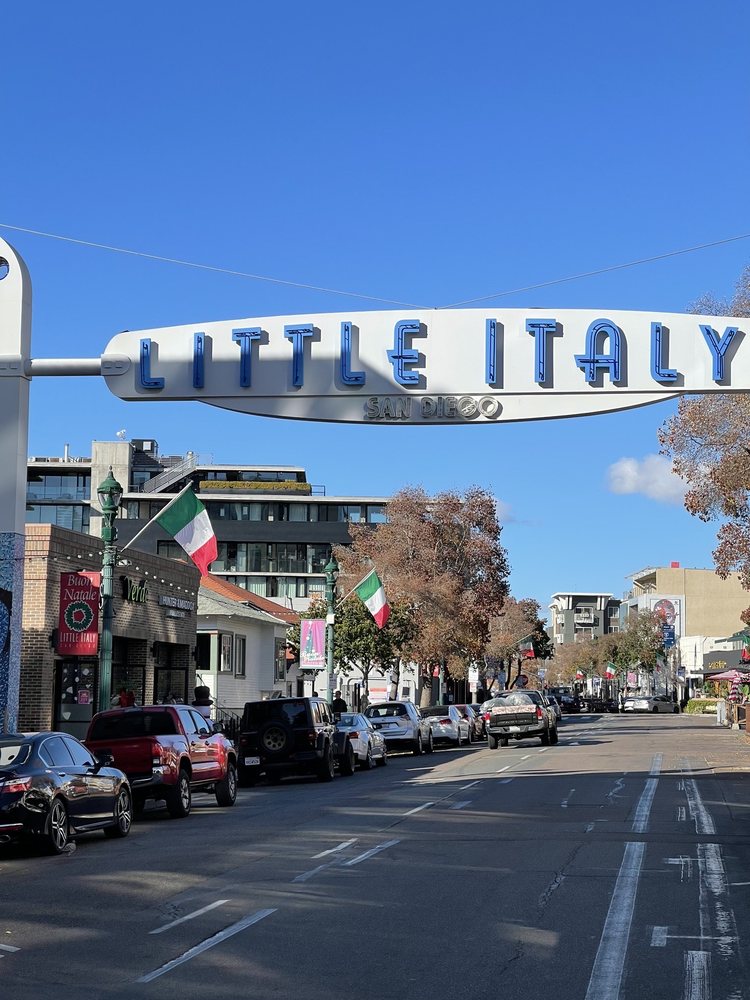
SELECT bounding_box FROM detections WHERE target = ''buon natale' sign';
[101,308,748,425]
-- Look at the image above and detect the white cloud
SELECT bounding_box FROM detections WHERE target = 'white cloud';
[606,454,687,505]
[494,498,514,524]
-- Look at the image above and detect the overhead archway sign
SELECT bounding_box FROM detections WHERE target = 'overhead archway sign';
[102,308,748,424]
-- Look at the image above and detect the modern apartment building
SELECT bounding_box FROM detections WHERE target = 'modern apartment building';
[548,591,622,645]
[26,437,389,610]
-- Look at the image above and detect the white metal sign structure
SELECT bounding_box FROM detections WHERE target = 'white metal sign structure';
[102,309,748,424]
[1,232,748,730]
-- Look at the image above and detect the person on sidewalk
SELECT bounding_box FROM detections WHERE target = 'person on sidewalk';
[331,690,348,713]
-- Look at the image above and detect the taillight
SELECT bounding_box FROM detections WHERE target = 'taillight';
[0,776,32,794]
[483,712,490,721]
[349,731,361,739]
[536,706,543,719]
[439,718,452,725]
[150,739,163,766]
[307,729,317,745]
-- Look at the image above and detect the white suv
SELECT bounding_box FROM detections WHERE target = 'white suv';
[364,701,434,755]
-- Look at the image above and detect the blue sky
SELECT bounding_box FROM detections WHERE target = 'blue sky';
[3,3,749,617]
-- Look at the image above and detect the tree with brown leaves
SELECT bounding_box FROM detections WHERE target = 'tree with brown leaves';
[659,265,750,616]
[336,485,510,704]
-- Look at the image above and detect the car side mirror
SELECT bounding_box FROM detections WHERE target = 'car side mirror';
[198,727,210,737]
[95,751,114,769]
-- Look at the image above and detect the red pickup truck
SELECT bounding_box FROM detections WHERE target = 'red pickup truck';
[85,705,237,818]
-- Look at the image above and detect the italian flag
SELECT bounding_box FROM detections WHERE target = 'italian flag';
[156,487,217,576]
[354,570,390,629]
[604,662,617,679]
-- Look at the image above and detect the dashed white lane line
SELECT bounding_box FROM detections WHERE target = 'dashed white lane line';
[461,780,480,790]
[650,754,663,776]
[137,908,277,983]
[403,802,433,817]
[312,839,357,859]
[0,943,20,954]
[684,778,716,835]
[292,863,338,883]
[499,778,514,784]
[150,900,230,935]
[496,765,511,774]
[683,950,711,1000]
[561,788,575,809]
[450,801,471,810]
[343,839,400,867]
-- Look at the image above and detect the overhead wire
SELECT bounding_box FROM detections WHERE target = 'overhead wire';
[1,222,748,311]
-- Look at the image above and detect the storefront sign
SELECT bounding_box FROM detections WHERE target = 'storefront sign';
[158,594,195,611]
[102,308,749,424]
[57,572,100,656]
[121,577,148,603]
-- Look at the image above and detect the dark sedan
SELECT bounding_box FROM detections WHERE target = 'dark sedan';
[0,732,132,854]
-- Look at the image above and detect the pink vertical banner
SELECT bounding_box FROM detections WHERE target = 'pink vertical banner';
[300,619,325,670]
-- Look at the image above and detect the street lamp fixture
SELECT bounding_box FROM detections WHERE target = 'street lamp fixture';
[324,554,339,705]
[97,468,123,711]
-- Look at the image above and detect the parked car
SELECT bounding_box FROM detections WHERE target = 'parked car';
[468,704,488,736]
[623,694,678,714]
[335,713,387,768]
[237,697,356,786]
[0,732,132,854]
[485,690,559,747]
[455,704,484,742]
[364,701,434,755]
[85,704,238,817]
[547,696,563,722]
[420,704,472,747]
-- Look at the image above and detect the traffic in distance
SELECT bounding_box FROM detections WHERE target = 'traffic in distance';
[0,691,584,854]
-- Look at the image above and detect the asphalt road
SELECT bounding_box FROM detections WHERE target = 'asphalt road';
[2,713,750,1000]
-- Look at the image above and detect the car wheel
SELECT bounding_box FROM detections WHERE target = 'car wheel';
[487,734,499,750]
[376,748,388,766]
[260,722,291,755]
[362,745,374,770]
[317,743,335,781]
[105,786,133,838]
[339,743,356,776]
[652,706,659,713]
[215,761,238,806]
[499,737,508,748]
[167,769,192,818]
[413,733,423,756]
[550,726,559,746]
[541,729,551,746]
[46,797,70,855]
[424,732,434,754]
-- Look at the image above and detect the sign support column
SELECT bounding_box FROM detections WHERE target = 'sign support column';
[0,238,32,734]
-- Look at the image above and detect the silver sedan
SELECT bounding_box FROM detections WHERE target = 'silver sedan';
[335,713,388,768]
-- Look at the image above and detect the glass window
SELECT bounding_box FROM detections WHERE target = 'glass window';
[234,636,246,677]
[63,737,95,767]
[157,541,183,560]
[176,707,200,735]
[289,504,308,522]
[25,504,90,533]
[88,711,177,740]
[366,504,388,524]
[307,544,331,574]
[40,735,75,767]
[220,634,233,672]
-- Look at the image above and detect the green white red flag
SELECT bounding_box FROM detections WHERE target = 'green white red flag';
[155,487,217,576]
[604,662,617,679]
[354,570,390,628]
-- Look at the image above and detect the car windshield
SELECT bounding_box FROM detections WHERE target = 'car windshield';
[88,712,177,739]
[420,706,453,718]
[0,741,30,767]
[243,701,309,728]
[366,704,407,718]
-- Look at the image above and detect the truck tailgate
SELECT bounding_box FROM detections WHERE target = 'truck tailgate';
[488,705,537,728]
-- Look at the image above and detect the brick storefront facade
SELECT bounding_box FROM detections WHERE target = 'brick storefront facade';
[21,524,200,735]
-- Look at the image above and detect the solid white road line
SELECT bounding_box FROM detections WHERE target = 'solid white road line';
[343,839,400,867]
[137,908,277,983]
[683,950,711,1000]
[150,899,230,935]
[312,839,357,859]
[584,842,645,1000]
[684,779,716,835]
[632,778,658,833]
[403,802,433,817]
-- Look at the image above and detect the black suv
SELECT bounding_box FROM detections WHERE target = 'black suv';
[237,697,355,786]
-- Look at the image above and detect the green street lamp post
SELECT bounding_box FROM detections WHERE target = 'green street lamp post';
[324,555,339,705]
[97,468,123,711]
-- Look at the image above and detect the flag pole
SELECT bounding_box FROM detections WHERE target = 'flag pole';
[120,482,194,553]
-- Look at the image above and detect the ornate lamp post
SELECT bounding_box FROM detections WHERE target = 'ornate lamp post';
[324,554,339,705]
[97,468,123,711]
